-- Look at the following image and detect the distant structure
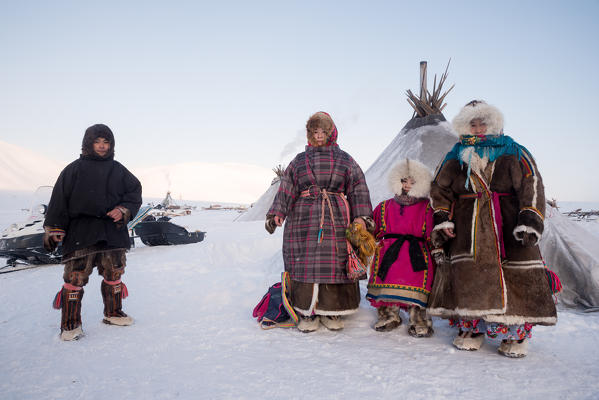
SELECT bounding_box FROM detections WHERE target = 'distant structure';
[160,191,178,209]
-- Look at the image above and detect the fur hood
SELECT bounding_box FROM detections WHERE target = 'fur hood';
[81,124,115,158]
[452,100,504,136]
[306,112,338,147]
[388,159,432,198]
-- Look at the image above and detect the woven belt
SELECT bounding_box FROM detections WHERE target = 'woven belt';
[300,187,346,243]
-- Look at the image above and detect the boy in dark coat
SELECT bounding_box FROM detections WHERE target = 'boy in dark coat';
[44,124,142,341]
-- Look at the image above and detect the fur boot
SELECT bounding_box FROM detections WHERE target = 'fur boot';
[374,306,401,332]
[498,338,528,358]
[407,306,434,338]
[101,280,133,326]
[297,315,320,333]
[453,330,484,351]
[54,286,84,341]
[320,315,344,331]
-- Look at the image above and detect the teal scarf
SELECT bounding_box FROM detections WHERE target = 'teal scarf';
[441,135,530,188]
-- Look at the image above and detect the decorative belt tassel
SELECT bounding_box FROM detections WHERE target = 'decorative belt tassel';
[52,290,62,310]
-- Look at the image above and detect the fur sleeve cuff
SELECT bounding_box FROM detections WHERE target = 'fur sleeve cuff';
[517,208,544,235]
[433,209,450,227]
[267,211,286,220]
[513,225,541,245]
[44,226,66,236]
[433,221,454,231]
[116,206,131,224]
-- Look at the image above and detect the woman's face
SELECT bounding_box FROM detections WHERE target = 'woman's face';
[469,119,487,135]
[93,137,111,157]
[313,128,326,146]
[401,177,415,193]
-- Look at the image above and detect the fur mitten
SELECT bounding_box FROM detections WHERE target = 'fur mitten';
[265,216,277,234]
[513,225,540,247]
[43,227,65,252]
[431,228,452,249]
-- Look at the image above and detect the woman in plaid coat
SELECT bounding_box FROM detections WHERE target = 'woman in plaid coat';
[266,112,373,332]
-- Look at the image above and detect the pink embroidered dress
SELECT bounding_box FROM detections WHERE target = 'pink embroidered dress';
[366,197,435,309]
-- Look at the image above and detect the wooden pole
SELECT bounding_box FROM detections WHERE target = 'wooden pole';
[419,61,427,101]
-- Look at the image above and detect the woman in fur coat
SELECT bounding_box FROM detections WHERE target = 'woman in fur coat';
[366,159,436,337]
[428,100,556,358]
[266,112,373,332]
[44,124,142,341]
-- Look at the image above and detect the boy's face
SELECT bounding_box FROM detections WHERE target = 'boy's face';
[93,137,111,157]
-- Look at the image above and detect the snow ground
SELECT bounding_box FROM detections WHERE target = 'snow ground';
[1,207,599,400]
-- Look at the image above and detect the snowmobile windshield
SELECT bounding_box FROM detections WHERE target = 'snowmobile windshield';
[28,186,53,222]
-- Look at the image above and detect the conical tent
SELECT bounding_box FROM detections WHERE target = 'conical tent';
[365,115,457,206]
[236,177,281,222]
[540,207,599,310]
[366,61,457,206]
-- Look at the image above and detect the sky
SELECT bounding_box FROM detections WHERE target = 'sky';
[1,0,598,201]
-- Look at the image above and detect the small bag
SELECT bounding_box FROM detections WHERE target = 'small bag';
[252,272,299,329]
[345,221,375,281]
[346,243,368,280]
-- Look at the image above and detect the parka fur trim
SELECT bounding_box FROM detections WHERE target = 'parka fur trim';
[513,225,541,246]
[388,159,432,198]
[306,111,338,147]
[433,221,454,232]
[452,100,504,136]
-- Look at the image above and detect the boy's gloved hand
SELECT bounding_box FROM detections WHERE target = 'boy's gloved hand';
[43,227,65,252]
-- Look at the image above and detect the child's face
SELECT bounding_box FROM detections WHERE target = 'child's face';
[401,177,415,193]
[313,128,326,146]
[93,137,111,157]
[469,119,487,135]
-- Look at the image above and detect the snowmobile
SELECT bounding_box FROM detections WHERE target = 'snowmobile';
[0,186,61,272]
[132,214,205,246]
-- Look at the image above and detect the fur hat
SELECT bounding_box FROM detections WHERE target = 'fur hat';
[388,159,432,198]
[306,112,338,147]
[82,124,115,158]
[452,100,504,136]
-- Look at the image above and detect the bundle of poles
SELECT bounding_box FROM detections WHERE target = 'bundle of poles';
[406,60,454,117]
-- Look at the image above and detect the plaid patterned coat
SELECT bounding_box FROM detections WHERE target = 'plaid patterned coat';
[268,144,372,284]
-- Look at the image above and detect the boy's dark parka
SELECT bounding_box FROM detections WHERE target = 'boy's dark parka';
[44,124,142,256]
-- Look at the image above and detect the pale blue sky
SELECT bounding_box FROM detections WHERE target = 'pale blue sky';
[1,1,598,200]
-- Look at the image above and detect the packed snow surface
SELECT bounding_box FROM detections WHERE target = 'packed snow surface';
[1,204,599,399]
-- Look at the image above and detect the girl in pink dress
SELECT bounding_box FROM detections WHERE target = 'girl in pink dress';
[366,159,436,337]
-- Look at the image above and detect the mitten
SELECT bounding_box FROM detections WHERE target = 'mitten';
[265,216,277,234]
[431,229,451,248]
[43,227,65,252]
[430,221,454,248]
[513,226,539,247]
